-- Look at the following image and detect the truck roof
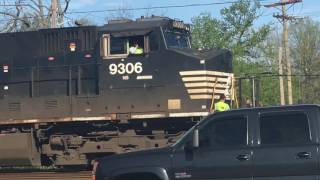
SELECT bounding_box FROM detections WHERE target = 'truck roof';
[216,104,319,115]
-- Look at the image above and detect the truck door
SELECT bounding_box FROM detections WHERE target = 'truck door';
[171,114,253,180]
[253,111,318,180]
[192,114,252,180]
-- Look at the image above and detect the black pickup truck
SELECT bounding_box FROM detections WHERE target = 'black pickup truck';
[94,105,320,180]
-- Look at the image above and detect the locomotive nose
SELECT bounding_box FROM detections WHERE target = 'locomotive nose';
[199,49,232,73]
[170,48,232,72]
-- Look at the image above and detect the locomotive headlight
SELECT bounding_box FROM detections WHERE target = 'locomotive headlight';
[69,42,76,52]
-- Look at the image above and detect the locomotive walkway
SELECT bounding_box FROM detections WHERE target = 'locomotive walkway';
[0,171,91,180]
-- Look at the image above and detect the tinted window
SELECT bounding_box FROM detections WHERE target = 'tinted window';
[199,116,247,148]
[260,113,310,145]
[164,31,190,49]
[110,37,127,54]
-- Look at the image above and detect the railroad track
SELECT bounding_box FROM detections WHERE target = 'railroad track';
[0,171,91,180]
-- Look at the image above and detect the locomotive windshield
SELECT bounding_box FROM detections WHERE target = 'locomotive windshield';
[164,31,191,49]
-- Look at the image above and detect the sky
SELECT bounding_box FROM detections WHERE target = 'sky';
[66,0,320,27]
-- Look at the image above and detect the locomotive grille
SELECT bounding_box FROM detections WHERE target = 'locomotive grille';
[45,100,58,109]
[42,31,61,54]
[8,102,21,112]
[179,70,234,100]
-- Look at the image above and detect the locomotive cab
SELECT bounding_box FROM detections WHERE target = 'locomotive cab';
[97,17,233,116]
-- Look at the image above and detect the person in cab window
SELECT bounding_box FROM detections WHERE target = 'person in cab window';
[129,43,143,55]
[214,94,230,112]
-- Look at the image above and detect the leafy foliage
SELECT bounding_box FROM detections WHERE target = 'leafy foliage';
[191,0,270,60]
[289,18,320,103]
[191,0,274,106]
[192,5,320,105]
[191,12,225,49]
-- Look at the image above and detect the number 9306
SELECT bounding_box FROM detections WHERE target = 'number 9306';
[109,62,143,75]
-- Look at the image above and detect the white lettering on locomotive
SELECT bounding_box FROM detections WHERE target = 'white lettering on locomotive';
[109,62,143,75]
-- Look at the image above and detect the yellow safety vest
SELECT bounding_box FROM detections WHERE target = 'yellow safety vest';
[215,101,230,112]
[135,48,143,54]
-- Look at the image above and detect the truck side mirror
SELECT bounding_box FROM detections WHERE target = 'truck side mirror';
[193,127,199,148]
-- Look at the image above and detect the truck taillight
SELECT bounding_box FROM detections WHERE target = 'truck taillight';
[92,161,99,180]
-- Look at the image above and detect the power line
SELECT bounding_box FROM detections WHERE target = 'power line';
[0,0,270,7]
[237,73,320,78]
[66,0,270,14]
[0,3,36,7]
[0,0,270,15]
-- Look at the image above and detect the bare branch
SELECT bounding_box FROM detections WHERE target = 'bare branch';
[24,4,40,14]
[29,0,50,11]
[63,0,70,14]
[0,11,30,27]
[0,0,66,31]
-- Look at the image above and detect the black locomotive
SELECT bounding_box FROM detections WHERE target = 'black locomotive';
[0,16,233,167]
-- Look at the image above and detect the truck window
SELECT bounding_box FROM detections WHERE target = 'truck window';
[199,116,247,148]
[260,113,310,145]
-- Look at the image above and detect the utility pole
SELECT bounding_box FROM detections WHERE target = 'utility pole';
[281,0,293,105]
[264,0,302,105]
[278,47,285,105]
[50,0,58,28]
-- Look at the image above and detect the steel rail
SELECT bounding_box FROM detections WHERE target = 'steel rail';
[0,171,91,180]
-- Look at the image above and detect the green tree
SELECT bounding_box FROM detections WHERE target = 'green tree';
[191,12,225,49]
[289,18,320,103]
[191,0,270,60]
[191,0,273,106]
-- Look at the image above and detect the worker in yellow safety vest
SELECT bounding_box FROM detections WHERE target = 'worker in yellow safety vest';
[215,94,230,112]
[129,43,144,55]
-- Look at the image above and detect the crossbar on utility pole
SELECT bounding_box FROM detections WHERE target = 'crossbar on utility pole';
[264,0,302,7]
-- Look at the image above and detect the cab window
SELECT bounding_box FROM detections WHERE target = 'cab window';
[164,30,190,49]
[128,35,149,55]
[101,34,148,59]
[110,37,128,55]
[128,36,144,50]
[101,34,128,59]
